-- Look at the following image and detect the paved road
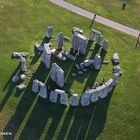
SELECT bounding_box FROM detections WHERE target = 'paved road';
[49,0,140,37]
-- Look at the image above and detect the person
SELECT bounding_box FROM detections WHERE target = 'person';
[122,2,127,10]
[89,14,96,28]
[135,33,140,49]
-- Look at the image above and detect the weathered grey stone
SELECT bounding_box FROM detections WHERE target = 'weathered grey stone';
[90,89,99,102]
[93,54,101,70]
[70,94,78,106]
[72,73,77,77]
[12,75,20,83]
[72,27,83,34]
[42,43,52,69]
[17,84,26,91]
[50,90,58,103]
[32,79,39,93]
[72,33,87,55]
[112,53,119,64]
[55,52,67,62]
[60,93,68,106]
[105,79,114,92]
[80,92,90,106]
[19,74,26,81]
[57,32,64,50]
[78,71,84,75]
[55,89,65,94]
[46,26,53,38]
[83,59,94,67]
[34,43,44,52]
[39,82,47,99]
[97,84,108,99]
[20,57,27,72]
[51,63,64,87]
[75,64,81,70]
[89,29,101,41]
[102,39,109,52]
[96,34,102,46]
[113,73,120,86]
[63,51,75,61]
[113,66,121,73]
[83,69,87,72]
[12,52,29,59]
[79,62,85,70]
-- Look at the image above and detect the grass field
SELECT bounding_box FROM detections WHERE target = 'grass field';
[65,0,140,30]
[0,0,140,140]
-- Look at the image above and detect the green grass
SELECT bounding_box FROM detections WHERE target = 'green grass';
[65,0,140,30]
[0,0,140,140]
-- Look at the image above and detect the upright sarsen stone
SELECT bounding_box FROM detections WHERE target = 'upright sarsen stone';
[51,63,64,87]
[42,43,52,69]
[72,33,87,55]
[46,26,53,38]
[57,32,64,50]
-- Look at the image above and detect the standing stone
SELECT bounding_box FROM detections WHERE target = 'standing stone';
[90,89,99,102]
[80,92,90,106]
[72,33,79,54]
[113,66,121,73]
[72,33,87,55]
[51,63,64,87]
[32,79,39,93]
[42,43,52,69]
[57,32,64,50]
[39,82,47,99]
[93,54,101,70]
[12,75,20,83]
[70,94,78,106]
[89,29,101,41]
[105,79,114,92]
[20,56,27,72]
[97,84,108,99]
[60,93,68,106]
[46,26,53,38]
[113,73,120,86]
[102,39,109,52]
[96,34,102,46]
[83,59,94,67]
[50,90,58,103]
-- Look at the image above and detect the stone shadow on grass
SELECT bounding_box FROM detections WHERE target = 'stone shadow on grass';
[18,97,66,140]
[66,87,115,140]
[3,62,49,140]
[2,64,20,91]
[0,64,21,112]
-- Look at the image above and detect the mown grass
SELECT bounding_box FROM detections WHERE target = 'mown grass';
[0,0,140,140]
[65,0,140,30]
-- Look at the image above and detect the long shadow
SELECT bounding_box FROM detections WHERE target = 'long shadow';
[3,62,49,140]
[85,88,115,140]
[0,64,21,112]
[18,96,65,140]
[67,87,115,140]
[90,44,101,59]
[57,107,76,140]
[3,64,20,91]
[44,105,66,140]
[0,83,16,112]
[30,49,42,65]
[41,36,51,46]
[100,49,107,63]
[66,105,95,140]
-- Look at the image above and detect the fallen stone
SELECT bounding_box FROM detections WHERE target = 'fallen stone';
[17,84,26,91]
[78,71,84,75]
